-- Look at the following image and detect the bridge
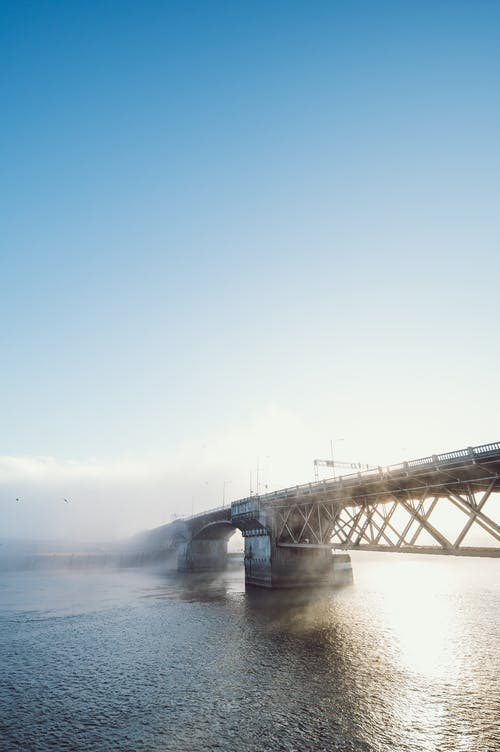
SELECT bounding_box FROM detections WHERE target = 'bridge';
[131,441,500,588]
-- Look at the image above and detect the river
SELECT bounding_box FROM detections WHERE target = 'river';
[0,553,498,751]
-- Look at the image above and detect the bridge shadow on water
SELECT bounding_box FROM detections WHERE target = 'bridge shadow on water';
[145,569,353,650]
[145,565,353,610]
[243,579,352,612]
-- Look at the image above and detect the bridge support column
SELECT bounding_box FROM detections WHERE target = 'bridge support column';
[244,534,272,588]
[244,534,352,588]
[177,539,228,572]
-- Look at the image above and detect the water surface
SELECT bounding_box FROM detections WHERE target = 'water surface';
[0,553,498,751]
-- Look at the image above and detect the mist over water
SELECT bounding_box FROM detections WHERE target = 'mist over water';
[0,553,498,752]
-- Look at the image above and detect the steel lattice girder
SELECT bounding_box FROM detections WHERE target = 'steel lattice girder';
[269,473,500,556]
[328,484,500,555]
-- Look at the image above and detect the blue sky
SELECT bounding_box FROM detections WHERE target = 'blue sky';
[1,1,499,539]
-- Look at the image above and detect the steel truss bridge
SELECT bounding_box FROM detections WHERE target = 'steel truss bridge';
[255,441,500,556]
[133,442,500,581]
[132,442,500,587]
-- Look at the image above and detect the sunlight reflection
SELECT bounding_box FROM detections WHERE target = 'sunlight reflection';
[357,555,464,681]
[398,695,446,752]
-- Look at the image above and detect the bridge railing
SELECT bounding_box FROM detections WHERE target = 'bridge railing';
[179,504,230,522]
[183,442,500,521]
[236,441,500,508]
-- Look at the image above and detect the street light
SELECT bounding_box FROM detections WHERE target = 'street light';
[222,480,231,507]
[255,455,271,495]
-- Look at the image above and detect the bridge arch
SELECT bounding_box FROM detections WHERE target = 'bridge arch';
[191,520,236,541]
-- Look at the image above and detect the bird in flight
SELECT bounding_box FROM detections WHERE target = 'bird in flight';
[15,497,20,503]
[63,498,70,504]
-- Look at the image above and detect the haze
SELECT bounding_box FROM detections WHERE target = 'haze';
[1,1,499,542]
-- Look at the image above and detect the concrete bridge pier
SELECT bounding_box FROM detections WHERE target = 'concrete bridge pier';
[177,539,228,572]
[244,533,352,588]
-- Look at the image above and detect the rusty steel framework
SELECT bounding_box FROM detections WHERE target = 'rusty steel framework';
[269,442,500,557]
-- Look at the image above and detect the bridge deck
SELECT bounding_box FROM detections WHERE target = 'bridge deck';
[146,442,500,559]
[247,441,500,509]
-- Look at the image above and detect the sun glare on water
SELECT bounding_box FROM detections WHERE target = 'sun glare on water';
[355,554,491,682]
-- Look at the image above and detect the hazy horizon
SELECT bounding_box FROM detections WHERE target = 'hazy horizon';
[2,1,499,542]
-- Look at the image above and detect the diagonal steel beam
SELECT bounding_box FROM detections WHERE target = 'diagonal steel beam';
[444,485,500,537]
[372,499,409,545]
[330,508,356,544]
[409,495,439,546]
[277,507,298,543]
[394,494,428,547]
[331,506,363,544]
[362,505,398,546]
[296,504,322,544]
[452,480,496,546]
[446,495,500,544]
[354,504,376,546]
[399,498,453,549]
[341,505,367,544]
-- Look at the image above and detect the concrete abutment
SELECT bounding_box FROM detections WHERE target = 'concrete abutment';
[244,533,352,589]
[174,533,352,588]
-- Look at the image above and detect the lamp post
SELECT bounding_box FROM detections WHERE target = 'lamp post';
[255,455,271,495]
[222,480,231,507]
[250,455,271,496]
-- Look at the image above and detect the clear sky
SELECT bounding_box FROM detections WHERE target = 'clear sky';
[1,0,499,540]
